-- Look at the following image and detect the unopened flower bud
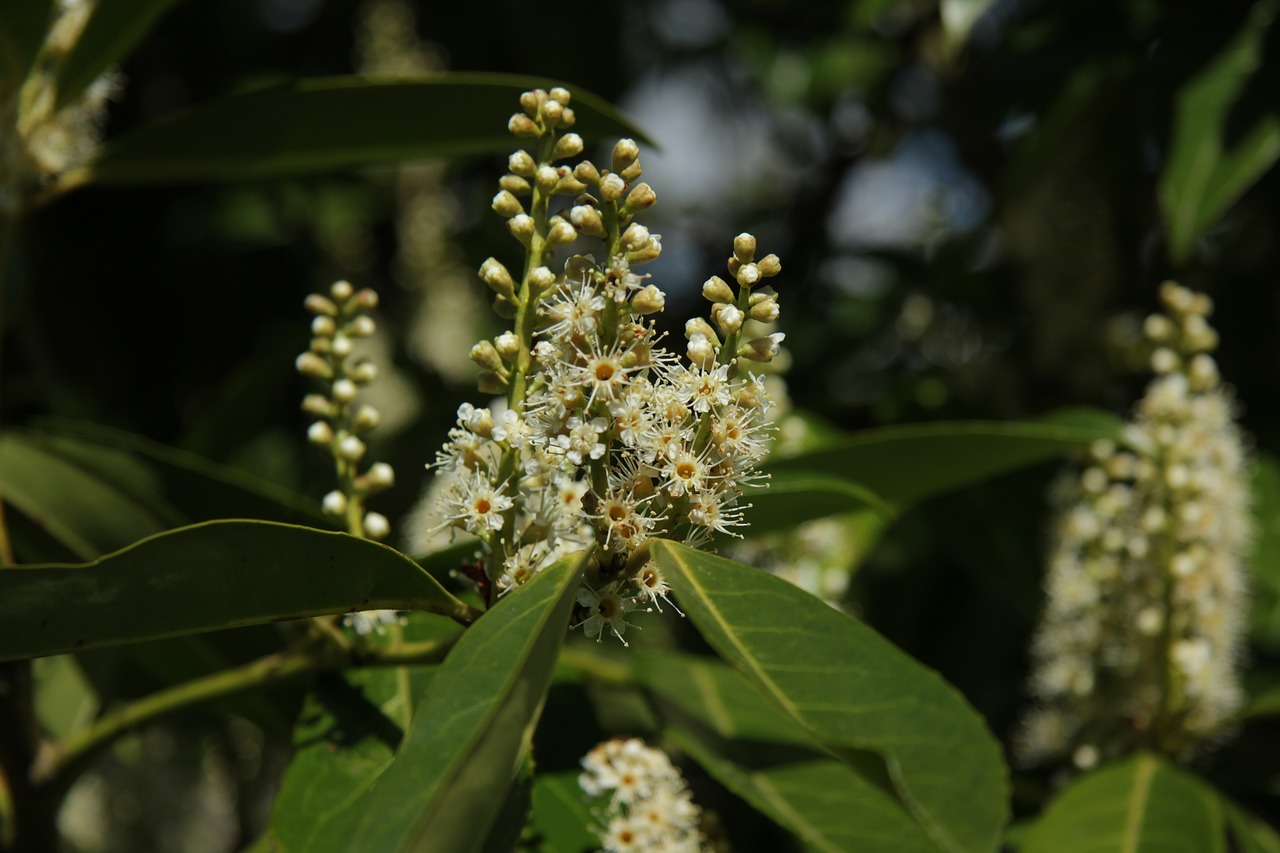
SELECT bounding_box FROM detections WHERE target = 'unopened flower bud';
[735,263,761,287]
[508,150,536,176]
[620,160,642,182]
[499,174,530,194]
[621,223,651,252]
[712,303,744,333]
[621,182,656,216]
[322,490,347,516]
[331,334,353,357]
[529,265,557,292]
[305,293,337,316]
[1160,280,1194,314]
[363,512,390,540]
[479,258,516,299]
[508,214,536,245]
[302,394,331,417]
[749,296,780,323]
[353,404,381,431]
[554,170,587,195]
[519,90,543,117]
[366,462,395,490]
[612,138,640,173]
[632,284,665,314]
[493,295,516,319]
[546,217,577,247]
[702,276,734,303]
[1188,354,1219,390]
[331,280,354,302]
[685,317,719,343]
[508,113,539,137]
[471,340,505,372]
[495,331,520,360]
[738,332,786,362]
[549,87,571,105]
[535,165,560,192]
[492,190,523,218]
[347,315,375,337]
[559,107,576,128]
[1144,314,1173,342]
[332,378,358,402]
[348,361,378,384]
[757,253,781,277]
[307,421,333,445]
[352,289,379,311]
[554,133,584,160]
[599,172,625,203]
[574,160,600,185]
[1150,347,1179,374]
[477,371,507,394]
[296,352,332,379]
[541,98,563,127]
[310,337,332,355]
[687,333,717,369]
[338,435,366,462]
[311,315,336,337]
[570,204,604,236]
[627,235,662,264]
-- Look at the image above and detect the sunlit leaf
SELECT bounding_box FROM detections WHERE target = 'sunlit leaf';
[637,652,940,852]
[57,74,651,191]
[1023,753,1223,853]
[651,540,1008,853]
[0,520,477,661]
[277,551,585,852]
[1160,7,1280,263]
[52,0,180,110]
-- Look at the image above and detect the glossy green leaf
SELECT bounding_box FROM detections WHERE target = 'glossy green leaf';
[1024,753,1223,853]
[33,654,98,741]
[651,540,1008,853]
[527,771,598,853]
[59,74,650,191]
[0,430,170,560]
[282,551,586,852]
[1221,794,1280,853]
[0,0,53,88]
[1249,454,1280,651]
[52,0,179,110]
[742,472,891,535]
[1160,7,1280,263]
[24,420,327,527]
[637,652,940,852]
[0,520,477,661]
[764,410,1127,518]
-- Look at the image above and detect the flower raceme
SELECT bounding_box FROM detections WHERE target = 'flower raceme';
[427,87,784,642]
[579,738,704,852]
[1018,282,1251,767]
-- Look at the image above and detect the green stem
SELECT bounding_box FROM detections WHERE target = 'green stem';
[36,633,459,787]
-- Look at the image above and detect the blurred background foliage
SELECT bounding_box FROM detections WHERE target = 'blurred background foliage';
[7,0,1280,848]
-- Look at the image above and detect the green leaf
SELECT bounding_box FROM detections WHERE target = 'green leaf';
[742,473,891,536]
[1160,7,1280,263]
[636,652,940,852]
[651,540,1008,853]
[527,772,598,853]
[1220,794,1280,853]
[0,430,170,559]
[0,0,53,89]
[275,551,585,852]
[1023,753,1224,853]
[764,411,1127,518]
[0,520,477,662]
[25,420,327,526]
[60,74,651,190]
[51,0,179,110]
[1249,454,1280,651]
[33,654,98,740]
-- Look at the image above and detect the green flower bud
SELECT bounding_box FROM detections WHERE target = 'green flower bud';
[702,276,734,303]
[508,150,536,176]
[311,315,336,337]
[600,173,625,203]
[549,87,571,105]
[352,289,379,311]
[570,204,605,237]
[296,352,332,379]
[535,165,560,193]
[546,217,577,247]
[331,280,354,302]
[619,160,642,182]
[553,133,584,160]
[492,190,523,218]
[499,174,531,194]
[519,90,543,118]
[479,257,516,299]
[574,160,600,185]
[470,340,505,372]
[477,370,507,394]
[508,213,536,246]
[621,182,656,216]
[612,138,640,173]
[632,284,665,314]
[733,233,757,264]
[508,113,539,137]
[305,293,338,316]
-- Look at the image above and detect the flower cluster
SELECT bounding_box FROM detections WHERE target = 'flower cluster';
[426,88,783,641]
[1,0,119,214]
[1018,282,1251,767]
[579,738,704,852]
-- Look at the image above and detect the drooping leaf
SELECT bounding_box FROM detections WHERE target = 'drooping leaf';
[276,551,586,852]
[526,771,599,853]
[1023,753,1224,853]
[0,0,53,88]
[51,0,180,110]
[24,420,327,527]
[1160,7,1280,263]
[651,540,1008,853]
[764,411,1127,519]
[57,74,651,191]
[0,430,170,560]
[0,520,477,661]
[636,652,941,852]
